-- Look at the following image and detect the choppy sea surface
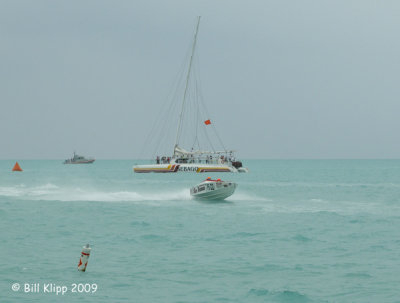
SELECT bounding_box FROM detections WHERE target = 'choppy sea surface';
[1,159,400,302]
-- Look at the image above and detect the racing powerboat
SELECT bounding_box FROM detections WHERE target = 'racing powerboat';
[190,177,237,200]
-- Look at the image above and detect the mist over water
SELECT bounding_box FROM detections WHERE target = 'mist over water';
[1,160,400,302]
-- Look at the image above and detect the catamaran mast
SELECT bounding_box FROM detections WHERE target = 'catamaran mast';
[174,16,201,156]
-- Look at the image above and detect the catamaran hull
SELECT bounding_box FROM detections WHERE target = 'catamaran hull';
[133,163,237,173]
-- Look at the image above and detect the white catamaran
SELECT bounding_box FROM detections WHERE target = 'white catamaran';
[134,17,248,173]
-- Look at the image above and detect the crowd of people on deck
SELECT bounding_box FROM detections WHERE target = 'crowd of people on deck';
[156,154,236,165]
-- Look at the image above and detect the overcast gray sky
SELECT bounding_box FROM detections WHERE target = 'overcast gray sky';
[1,0,400,159]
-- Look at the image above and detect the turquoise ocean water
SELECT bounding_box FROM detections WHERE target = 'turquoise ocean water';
[1,159,400,302]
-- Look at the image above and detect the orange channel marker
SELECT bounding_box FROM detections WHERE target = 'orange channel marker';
[12,162,23,171]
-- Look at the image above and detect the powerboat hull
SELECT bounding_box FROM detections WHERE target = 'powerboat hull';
[190,179,237,200]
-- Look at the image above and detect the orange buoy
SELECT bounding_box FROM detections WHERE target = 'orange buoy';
[12,162,23,172]
[78,244,91,272]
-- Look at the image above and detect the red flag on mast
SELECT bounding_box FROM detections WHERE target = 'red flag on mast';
[204,119,211,125]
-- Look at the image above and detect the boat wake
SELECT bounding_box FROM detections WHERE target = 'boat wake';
[0,183,272,204]
[228,191,271,202]
[0,184,191,202]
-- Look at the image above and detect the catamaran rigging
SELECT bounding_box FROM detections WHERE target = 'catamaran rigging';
[134,17,248,173]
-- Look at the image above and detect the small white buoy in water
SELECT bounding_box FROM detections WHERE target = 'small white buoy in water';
[77,244,91,272]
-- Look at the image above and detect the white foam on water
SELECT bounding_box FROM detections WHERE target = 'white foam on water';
[0,183,61,198]
[2,183,393,215]
[0,183,192,202]
[60,188,191,202]
[0,183,272,205]
[228,191,271,202]
[0,186,24,197]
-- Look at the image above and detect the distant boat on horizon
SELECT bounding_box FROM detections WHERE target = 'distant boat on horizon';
[63,152,95,164]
